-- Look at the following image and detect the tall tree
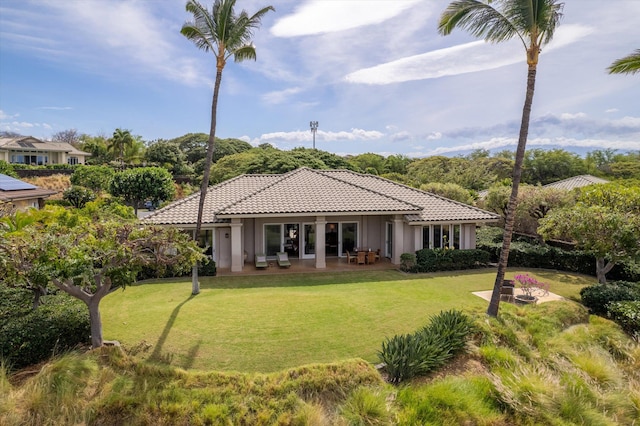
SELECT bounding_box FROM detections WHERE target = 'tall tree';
[608,49,640,75]
[108,128,135,168]
[439,0,564,317]
[181,0,274,294]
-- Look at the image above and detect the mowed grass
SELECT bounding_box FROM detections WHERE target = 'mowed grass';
[101,268,591,373]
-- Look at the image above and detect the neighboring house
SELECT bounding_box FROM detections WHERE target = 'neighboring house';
[0,136,91,165]
[477,174,609,200]
[543,174,609,190]
[143,167,500,272]
[0,173,57,211]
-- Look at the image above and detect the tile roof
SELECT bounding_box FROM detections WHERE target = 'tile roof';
[142,168,499,226]
[543,175,609,190]
[0,136,90,156]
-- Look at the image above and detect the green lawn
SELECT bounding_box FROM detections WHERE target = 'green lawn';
[101,268,593,373]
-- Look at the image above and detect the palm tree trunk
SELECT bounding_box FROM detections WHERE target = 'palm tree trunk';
[487,65,537,317]
[192,67,223,295]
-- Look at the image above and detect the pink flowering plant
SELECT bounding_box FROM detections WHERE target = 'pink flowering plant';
[513,273,549,297]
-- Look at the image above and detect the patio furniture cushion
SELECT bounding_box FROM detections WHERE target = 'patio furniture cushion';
[276,252,291,268]
[255,254,268,269]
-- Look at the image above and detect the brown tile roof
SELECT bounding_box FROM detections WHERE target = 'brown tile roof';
[543,175,609,190]
[142,168,499,226]
[0,136,90,156]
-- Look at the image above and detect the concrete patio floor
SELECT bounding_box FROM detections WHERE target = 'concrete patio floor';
[215,256,398,276]
[472,287,564,304]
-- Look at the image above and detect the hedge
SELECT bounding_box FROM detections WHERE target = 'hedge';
[0,294,90,370]
[607,301,640,341]
[410,249,490,273]
[477,240,639,282]
[580,281,640,315]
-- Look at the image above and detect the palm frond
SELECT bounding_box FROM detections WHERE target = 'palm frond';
[232,45,257,63]
[608,49,640,75]
[504,0,563,46]
[438,0,520,44]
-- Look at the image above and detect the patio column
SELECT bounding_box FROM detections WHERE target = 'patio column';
[392,215,404,265]
[413,226,422,252]
[230,219,243,272]
[315,216,326,269]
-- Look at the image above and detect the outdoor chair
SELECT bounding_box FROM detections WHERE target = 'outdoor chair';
[367,251,376,264]
[255,254,268,269]
[276,252,291,268]
[346,251,356,264]
[357,251,366,265]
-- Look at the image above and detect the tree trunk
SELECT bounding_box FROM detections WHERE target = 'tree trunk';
[31,286,47,310]
[487,64,537,318]
[88,297,103,349]
[193,66,223,295]
[595,257,614,284]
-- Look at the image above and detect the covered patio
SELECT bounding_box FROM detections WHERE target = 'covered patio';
[215,255,397,276]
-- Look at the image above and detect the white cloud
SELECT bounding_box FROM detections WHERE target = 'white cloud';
[344,24,593,85]
[0,110,18,120]
[252,128,385,145]
[271,0,421,37]
[559,112,587,120]
[37,106,73,111]
[262,87,302,104]
[605,108,619,113]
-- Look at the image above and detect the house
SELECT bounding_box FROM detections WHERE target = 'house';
[142,167,500,272]
[0,173,57,212]
[543,174,608,190]
[0,136,91,166]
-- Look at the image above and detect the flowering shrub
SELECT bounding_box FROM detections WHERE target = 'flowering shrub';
[514,273,549,297]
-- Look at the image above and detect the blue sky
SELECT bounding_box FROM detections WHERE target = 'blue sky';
[1,0,639,158]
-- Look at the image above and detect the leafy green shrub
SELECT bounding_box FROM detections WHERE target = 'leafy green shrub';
[400,253,416,271]
[413,249,490,272]
[580,282,640,315]
[70,165,115,192]
[199,257,216,277]
[0,295,90,370]
[379,310,474,383]
[606,301,640,341]
[0,160,17,178]
[63,186,96,209]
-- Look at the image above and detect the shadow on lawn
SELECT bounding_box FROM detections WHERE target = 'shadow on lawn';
[150,294,197,365]
[194,268,499,290]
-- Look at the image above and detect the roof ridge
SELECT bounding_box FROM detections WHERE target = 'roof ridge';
[323,169,496,216]
[317,168,424,210]
[216,168,306,213]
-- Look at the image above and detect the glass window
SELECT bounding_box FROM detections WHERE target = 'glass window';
[453,225,461,249]
[341,222,357,254]
[442,225,450,248]
[265,224,282,257]
[422,226,430,249]
[433,225,442,249]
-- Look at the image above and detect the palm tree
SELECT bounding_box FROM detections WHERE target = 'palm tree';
[108,128,135,168]
[439,0,564,317]
[608,49,640,75]
[181,0,274,294]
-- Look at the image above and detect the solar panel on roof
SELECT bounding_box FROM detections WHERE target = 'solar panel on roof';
[17,141,36,148]
[0,174,37,191]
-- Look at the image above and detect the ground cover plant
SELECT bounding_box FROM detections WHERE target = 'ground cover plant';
[3,298,639,425]
[100,269,588,372]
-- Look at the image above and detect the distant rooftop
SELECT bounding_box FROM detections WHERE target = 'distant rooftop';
[543,175,609,191]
